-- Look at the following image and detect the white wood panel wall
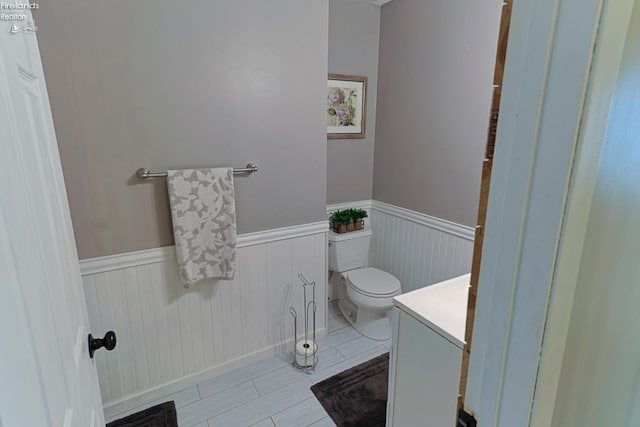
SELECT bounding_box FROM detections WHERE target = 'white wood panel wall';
[80,224,327,414]
[369,201,474,293]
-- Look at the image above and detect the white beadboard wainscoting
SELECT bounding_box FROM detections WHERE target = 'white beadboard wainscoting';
[327,200,474,294]
[80,221,328,419]
[370,201,474,292]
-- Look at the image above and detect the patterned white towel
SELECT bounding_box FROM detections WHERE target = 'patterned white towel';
[166,168,237,287]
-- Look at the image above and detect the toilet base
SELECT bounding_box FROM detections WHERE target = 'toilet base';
[338,299,391,341]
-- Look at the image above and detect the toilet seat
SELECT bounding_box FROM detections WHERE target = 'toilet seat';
[346,267,401,297]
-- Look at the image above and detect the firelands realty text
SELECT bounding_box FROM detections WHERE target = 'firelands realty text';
[1,2,38,21]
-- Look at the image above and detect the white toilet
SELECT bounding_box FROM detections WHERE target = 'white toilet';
[328,228,401,340]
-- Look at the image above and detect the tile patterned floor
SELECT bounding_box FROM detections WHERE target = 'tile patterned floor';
[107,301,391,427]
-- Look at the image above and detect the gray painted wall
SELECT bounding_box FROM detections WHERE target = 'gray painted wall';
[327,0,380,204]
[35,0,329,259]
[373,0,501,227]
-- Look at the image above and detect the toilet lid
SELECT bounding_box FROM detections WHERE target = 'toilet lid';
[346,268,401,296]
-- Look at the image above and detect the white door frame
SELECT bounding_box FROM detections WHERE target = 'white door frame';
[465,0,635,425]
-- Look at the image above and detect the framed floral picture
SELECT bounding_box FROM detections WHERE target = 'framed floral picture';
[327,74,367,139]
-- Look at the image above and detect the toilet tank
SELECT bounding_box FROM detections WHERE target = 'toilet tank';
[328,229,372,272]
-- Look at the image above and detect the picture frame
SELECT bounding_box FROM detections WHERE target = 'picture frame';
[327,74,367,139]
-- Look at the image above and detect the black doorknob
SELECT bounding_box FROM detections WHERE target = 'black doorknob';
[88,331,117,359]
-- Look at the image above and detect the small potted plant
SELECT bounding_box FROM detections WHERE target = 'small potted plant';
[352,208,368,230]
[330,210,351,233]
[345,208,356,232]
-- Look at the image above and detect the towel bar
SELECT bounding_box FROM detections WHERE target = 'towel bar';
[136,163,258,179]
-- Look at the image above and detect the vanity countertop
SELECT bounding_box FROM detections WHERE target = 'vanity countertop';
[393,273,470,349]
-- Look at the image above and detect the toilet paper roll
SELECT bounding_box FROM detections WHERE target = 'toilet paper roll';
[295,339,317,367]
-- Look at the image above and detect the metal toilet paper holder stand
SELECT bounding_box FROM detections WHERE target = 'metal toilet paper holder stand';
[290,273,318,373]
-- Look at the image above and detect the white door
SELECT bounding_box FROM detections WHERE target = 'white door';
[0,13,105,427]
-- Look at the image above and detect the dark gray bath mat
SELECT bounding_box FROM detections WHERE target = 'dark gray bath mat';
[311,353,389,427]
[312,351,474,427]
[106,401,177,427]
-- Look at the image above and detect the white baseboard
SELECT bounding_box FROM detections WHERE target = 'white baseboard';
[104,328,327,421]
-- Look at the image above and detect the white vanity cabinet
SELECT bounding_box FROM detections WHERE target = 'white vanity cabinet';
[386,274,470,427]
